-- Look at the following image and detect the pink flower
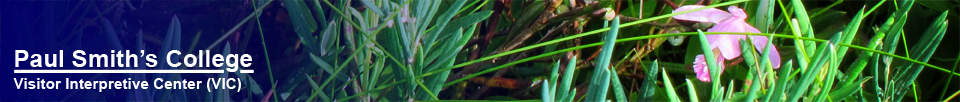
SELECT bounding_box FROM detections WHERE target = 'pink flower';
[693,54,725,82]
[674,5,782,82]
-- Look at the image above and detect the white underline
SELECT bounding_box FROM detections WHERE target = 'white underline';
[13,70,255,73]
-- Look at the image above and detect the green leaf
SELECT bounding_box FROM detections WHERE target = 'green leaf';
[439,10,493,35]
[610,65,628,102]
[685,79,700,102]
[304,74,331,102]
[558,56,578,101]
[763,60,793,102]
[694,29,721,101]
[662,67,680,102]
[791,0,817,57]
[891,10,948,101]
[587,17,620,102]
[358,0,384,16]
[640,60,660,101]
[283,0,319,54]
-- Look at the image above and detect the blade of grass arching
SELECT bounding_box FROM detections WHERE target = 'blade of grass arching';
[763,60,793,102]
[791,0,817,57]
[830,76,873,101]
[305,74,331,102]
[662,68,681,102]
[685,79,700,102]
[787,41,837,102]
[558,56,577,101]
[695,29,722,102]
[891,11,948,102]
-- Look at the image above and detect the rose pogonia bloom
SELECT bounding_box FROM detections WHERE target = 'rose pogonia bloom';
[674,6,782,82]
[693,54,725,82]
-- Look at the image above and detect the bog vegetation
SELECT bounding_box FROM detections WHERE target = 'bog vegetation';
[34,0,960,101]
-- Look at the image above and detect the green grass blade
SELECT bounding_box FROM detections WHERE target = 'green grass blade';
[587,17,620,102]
[788,18,811,76]
[558,56,578,101]
[422,0,466,51]
[610,66,628,102]
[880,0,914,56]
[791,0,817,57]
[358,0,384,16]
[764,60,793,102]
[754,0,775,33]
[304,74,331,102]
[891,10,948,101]
[549,60,561,101]
[685,79,700,102]
[695,29,722,101]
[787,41,836,101]
[640,61,661,101]
[542,80,553,102]
[662,68,680,102]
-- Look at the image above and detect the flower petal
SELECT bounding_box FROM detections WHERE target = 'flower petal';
[672,5,732,23]
[727,6,748,18]
[748,35,782,68]
[694,55,711,82]
[693,53,727,82]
